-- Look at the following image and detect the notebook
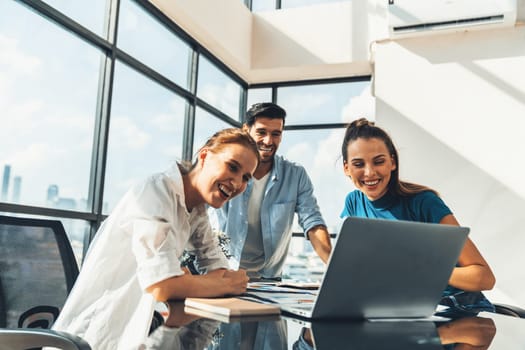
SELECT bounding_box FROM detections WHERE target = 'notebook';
[277,216,469,320]
[184,305,280,323]
[184,297,280,321]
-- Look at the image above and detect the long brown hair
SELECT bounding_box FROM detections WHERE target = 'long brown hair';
[341,118,438,197]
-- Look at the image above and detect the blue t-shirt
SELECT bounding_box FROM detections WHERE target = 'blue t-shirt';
[340,190,452,223]
[340,189,495,317]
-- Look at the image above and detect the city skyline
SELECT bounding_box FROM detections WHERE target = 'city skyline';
[1,163,109,213]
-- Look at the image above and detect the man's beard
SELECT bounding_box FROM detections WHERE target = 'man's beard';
[259,153,275,163]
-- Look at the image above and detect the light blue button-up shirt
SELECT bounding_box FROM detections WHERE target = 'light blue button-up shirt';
[214,155,326,278]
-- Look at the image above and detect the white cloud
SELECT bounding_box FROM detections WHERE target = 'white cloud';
[47,112,90,130]
[0,72,8,97]
[6,143,65,172]
[169,96,185,111]
[151,97,187,130]
[0,34,41,74]
[200,81,239,117]
[310,130,355,231]
[152,113,178,130]
[284,92,331,118]
[111,116,152,150]
[162,145,182,160]
[120,7,139,32]
[341,84,375,122]
[2,99,44,131]
[0,34,43,126]
[281,129,354,232]
[1,101,94,153]
[285,141,312,167]
[312,129,345,170]
[116,176,140,192]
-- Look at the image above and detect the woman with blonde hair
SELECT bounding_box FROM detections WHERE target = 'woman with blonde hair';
[52,128,260,349]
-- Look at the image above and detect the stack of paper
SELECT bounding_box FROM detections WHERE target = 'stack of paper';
[184,297,281,322]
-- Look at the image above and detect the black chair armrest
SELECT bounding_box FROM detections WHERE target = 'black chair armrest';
[0,328,91,350]
[493,303,525,318]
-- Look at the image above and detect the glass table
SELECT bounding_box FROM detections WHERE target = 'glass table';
[140,301,525,349]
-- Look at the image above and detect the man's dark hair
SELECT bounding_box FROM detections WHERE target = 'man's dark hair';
[245,102,286,127]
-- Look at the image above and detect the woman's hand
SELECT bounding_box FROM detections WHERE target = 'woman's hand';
[164,301,201,328]
[222,269,249,295]
[146,268,249,301]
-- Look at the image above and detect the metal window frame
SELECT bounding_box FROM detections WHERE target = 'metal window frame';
[4,0,371,250]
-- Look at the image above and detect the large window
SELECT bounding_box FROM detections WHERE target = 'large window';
[118,0,191,89]
[104,62,187,213]
[0,1,100,212]
[193,108,236,155]
[197,56,242,121]
[0,0,372,270]
[247,88,272,108]
[278,128,350,232]
[44,0,108,36]
[277,80,372,125]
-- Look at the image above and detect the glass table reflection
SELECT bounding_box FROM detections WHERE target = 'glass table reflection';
[140,301,523,350]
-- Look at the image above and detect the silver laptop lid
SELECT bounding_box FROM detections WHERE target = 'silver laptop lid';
[312,217,469,319]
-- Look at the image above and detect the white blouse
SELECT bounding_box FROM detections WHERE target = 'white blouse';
[51,165,229,349]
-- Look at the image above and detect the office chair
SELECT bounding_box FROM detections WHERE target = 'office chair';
[0,215,79,329]
[492,302,525,318]
[0,328,91,350]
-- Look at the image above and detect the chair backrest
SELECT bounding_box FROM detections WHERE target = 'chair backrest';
[493,303,525,318]
[0,328,91,350]
[0,215,79,329]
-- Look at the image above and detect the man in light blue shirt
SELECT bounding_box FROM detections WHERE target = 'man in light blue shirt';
[214,102,332,280]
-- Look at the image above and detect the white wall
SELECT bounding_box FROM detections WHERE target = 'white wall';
[149,0,375,83]
[250,1,373,83]
[374,26,525,305]
[149,0,253,79]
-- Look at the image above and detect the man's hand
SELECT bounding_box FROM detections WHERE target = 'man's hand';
[307,225,332,263]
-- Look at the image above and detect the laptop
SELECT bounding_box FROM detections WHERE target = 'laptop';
[277,216,469,319]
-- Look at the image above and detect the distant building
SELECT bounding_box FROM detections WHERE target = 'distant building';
[11,176,21,203]
[56,197,77,210]
[78,198,88,212]
[1,165,11,201]
[46,184,76,210]
[47,184,59,205]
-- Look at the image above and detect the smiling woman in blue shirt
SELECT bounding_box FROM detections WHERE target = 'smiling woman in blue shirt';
[340,118,495,316]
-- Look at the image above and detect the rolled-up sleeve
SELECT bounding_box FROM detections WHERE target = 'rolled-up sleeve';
[131,218,185,290]
[122,168,229,290]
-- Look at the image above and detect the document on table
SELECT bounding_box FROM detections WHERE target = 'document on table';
[244,282,318,306]
[247,281,319,293]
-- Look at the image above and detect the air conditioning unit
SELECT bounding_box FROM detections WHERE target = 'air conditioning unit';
[388,0,517,38]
